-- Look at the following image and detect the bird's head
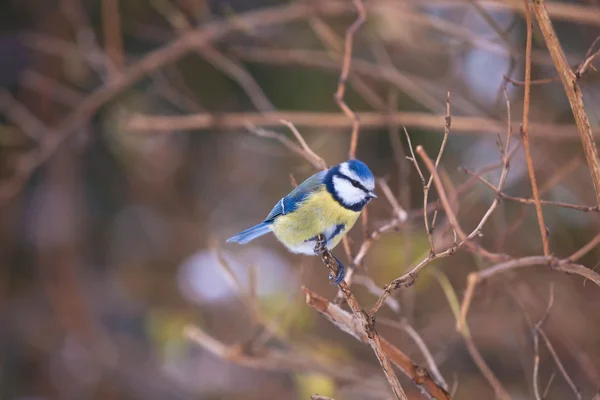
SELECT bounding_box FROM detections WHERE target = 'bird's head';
[326,160,377,211]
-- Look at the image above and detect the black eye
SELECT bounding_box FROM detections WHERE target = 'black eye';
[351,180,360,188]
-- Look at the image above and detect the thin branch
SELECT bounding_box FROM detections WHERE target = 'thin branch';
[461,168,599,213]
[458,256,600,340]
[538,329,581,399]
[575,36,600,78]
[532,285,555,400]
[313,237,408,400]
[531,0,600,205]
[522,0,549,256]
[0,89,46,141]
[124,110,594,139]
[567,233,600,262]
[303,285,451,400]
[280,120,327,170]
[334,0,366,160]
[195,44,276,112]
[102,0,125,74]
[379,318,449,391]
[245,123,325,170]
[377,179,408,223]
[0,0,355,202]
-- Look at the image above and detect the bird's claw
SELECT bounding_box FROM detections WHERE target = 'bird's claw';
[328,254,346,285]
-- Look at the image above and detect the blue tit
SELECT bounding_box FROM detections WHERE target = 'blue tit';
[227,159,377,285]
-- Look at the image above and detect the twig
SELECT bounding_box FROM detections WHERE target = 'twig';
[538,329,581,399]
[461,169,600,213]
[532,285,555,400]
[531,0,600,205]
[280,120,327,170]
[433,270,510,400]
[458,256,600,338]
[542,371,556,399]
[379,318,449,391]
[101,0,125,74]
[0,0,354,202]
[521,0,549,256]
[195,44,275,112]
[303,285,451,400]
[124,110,595,139]
[423,92,451,255]
[377,179,408,223]
[567,233,600,262]
[313,236,407,400]
[245,123,325,170]
[575,36,600,78]
[334,0,366,160]
[0,90,46,141]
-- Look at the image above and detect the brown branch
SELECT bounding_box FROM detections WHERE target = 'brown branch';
[194,44,275,112]
[368,97,514,316]
[0,0,355,202]
[313,237,407,400]
[102,0,124,74]
[575,36,600,78]
[333,0,366,160]
[461,168,600,213]
[532,286,554,400]
[124,110,595,139]
[522,0,549,256]
[531,0,600,205]
[379,318,449,392]
[567,233,600,262]
[245,123,326,170]
[303,286,451,400]
[458,256,600,336]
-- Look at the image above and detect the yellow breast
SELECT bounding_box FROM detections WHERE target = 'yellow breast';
[271,187,360,253]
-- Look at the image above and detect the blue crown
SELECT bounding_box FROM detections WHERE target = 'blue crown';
[347,159,374,180]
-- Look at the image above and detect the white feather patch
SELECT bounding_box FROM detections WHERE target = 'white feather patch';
[333,175,368,205]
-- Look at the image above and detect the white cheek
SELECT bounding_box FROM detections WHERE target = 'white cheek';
[333,176,366,205]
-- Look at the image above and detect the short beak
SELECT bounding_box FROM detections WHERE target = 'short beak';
[368,191,377,199]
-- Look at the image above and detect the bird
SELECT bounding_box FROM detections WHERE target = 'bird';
[227,159,377,285]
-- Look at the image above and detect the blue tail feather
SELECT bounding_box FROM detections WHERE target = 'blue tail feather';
[226,222,271,244]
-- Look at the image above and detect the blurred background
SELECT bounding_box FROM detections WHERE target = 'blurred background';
[1,0,600,399]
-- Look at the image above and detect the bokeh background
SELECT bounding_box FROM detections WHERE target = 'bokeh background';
[1,0,600,399]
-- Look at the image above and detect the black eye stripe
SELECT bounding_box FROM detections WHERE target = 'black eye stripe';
[338,174,369,193]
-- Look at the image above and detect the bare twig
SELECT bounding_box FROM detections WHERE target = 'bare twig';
[102,0,125,74]
[0,90,46,141]
[0,0,355,202]
[280,120,327,170]
[567,233,600,262]
[368,89,515,316]
[539,329,581,399]
[313,237,407,400]
[377,179,408,223]
[334,0,366,160]
[532,286,555,400]
[521,0,549,256]
[531,0,600,205]
[245,123,325,170]
[461,169,600,213]
[575,36,600,78]
[379,318,449,391]
[195,44,275,112]
[303,285,451,400]
[125,110,594,139]
[458,256,600,339]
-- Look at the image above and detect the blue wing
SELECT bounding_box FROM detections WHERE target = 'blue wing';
[264,170,327,222]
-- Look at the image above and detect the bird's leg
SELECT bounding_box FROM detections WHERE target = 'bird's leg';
[313,234,327,255]
[314,234,345,285]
